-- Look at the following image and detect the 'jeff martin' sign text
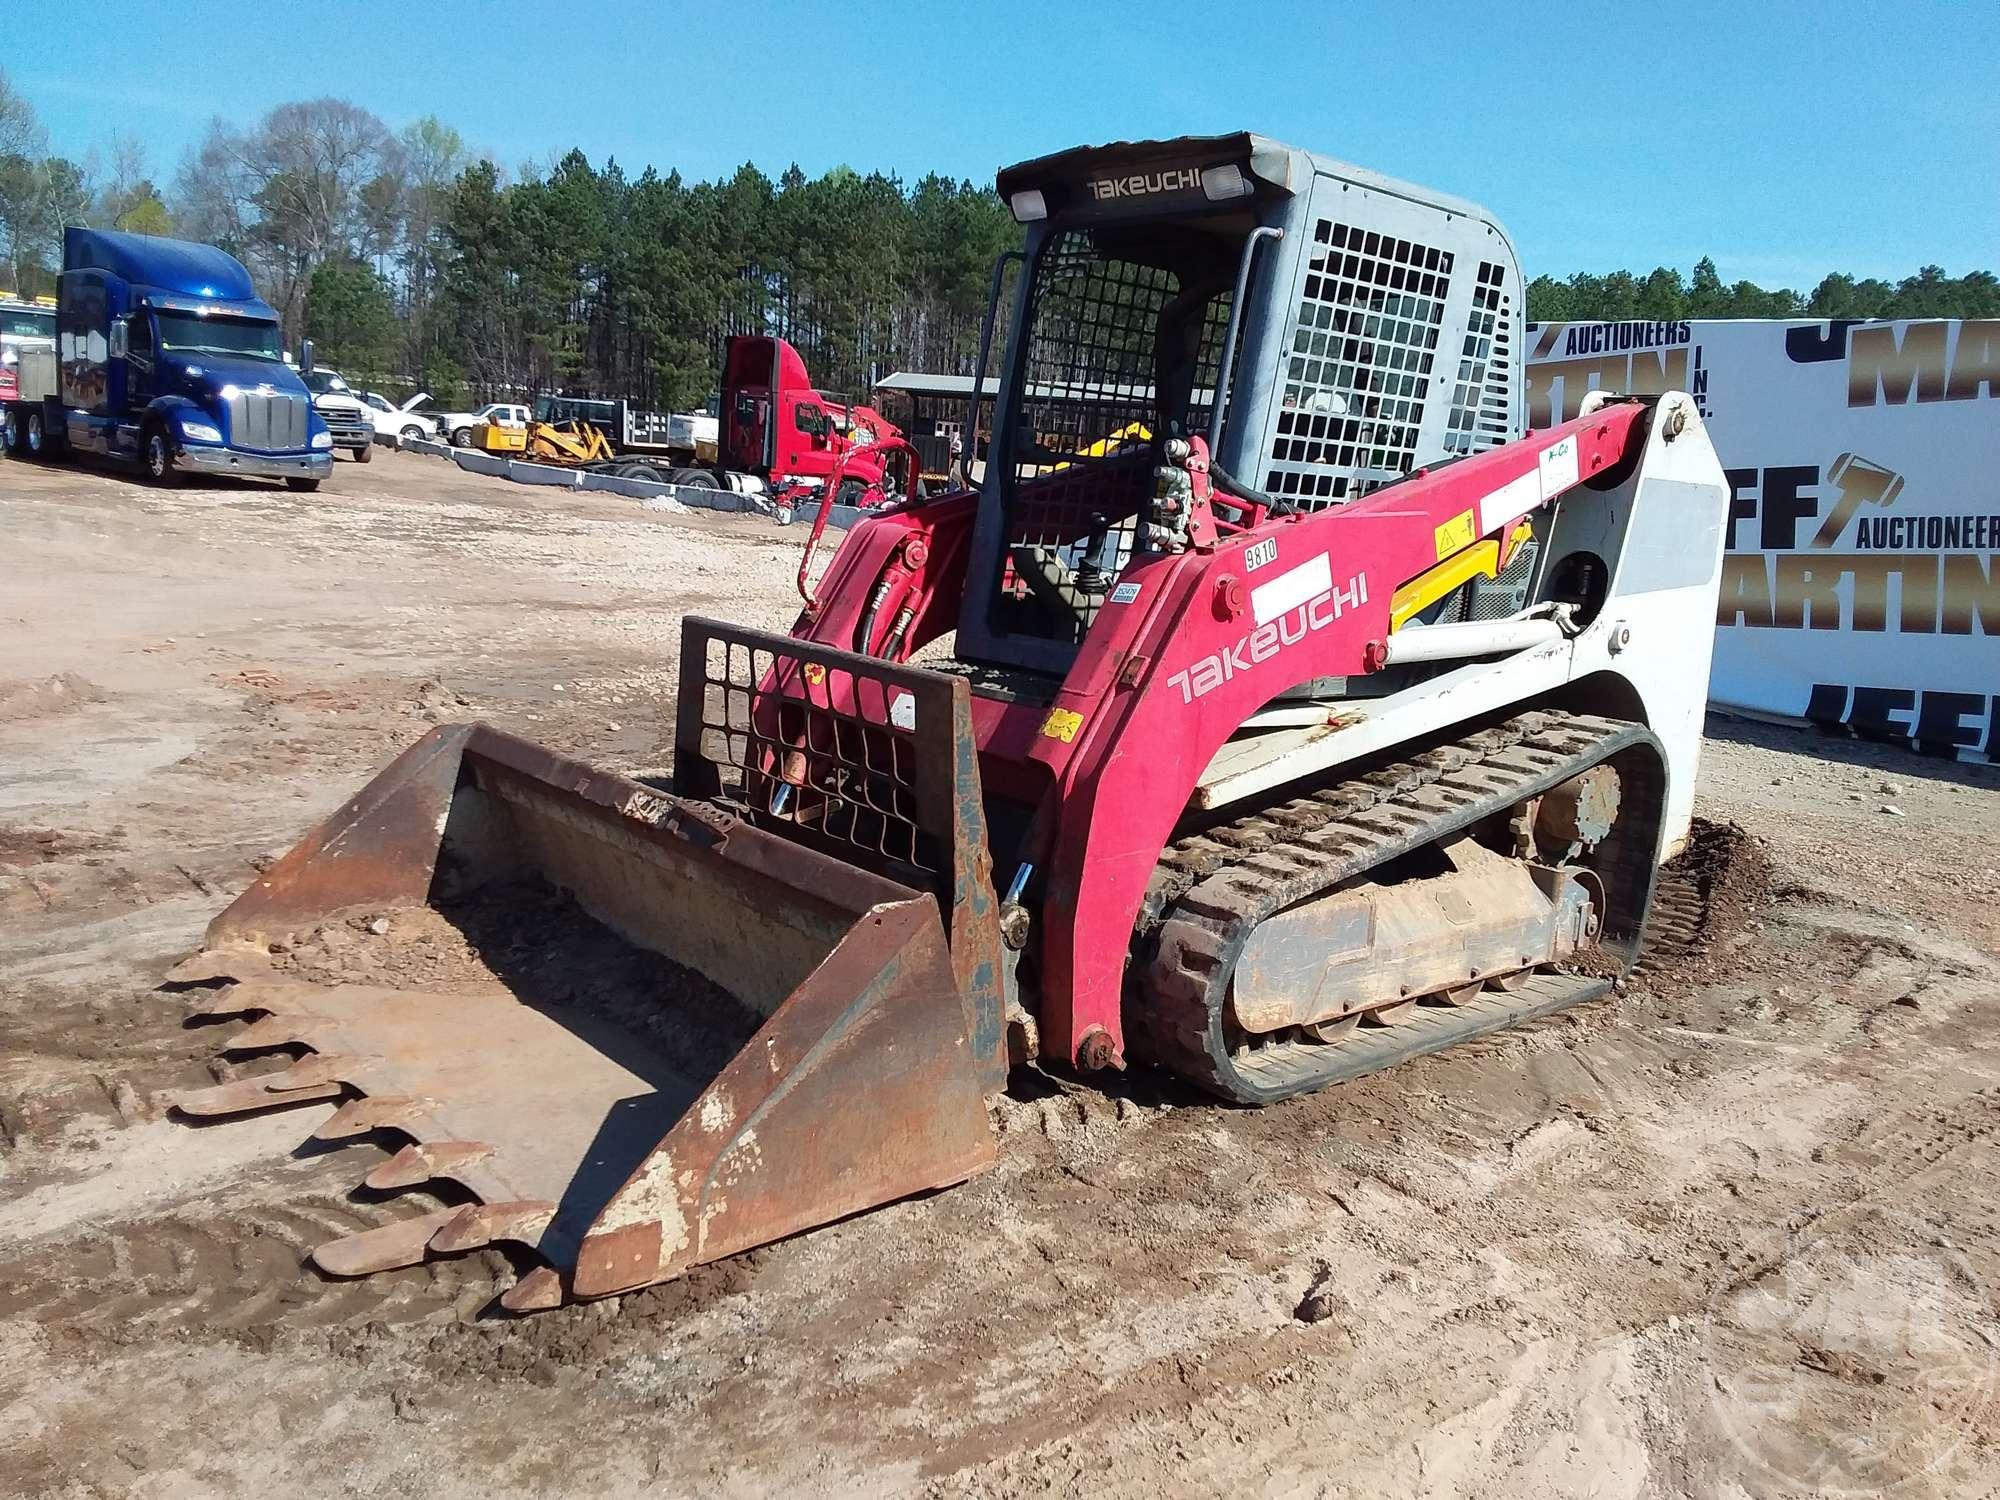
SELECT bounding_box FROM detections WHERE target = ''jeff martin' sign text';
[1527,318,1999,760]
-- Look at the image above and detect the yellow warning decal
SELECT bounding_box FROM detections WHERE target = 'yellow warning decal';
[1433,508,1477,560]
[1391,540,1499,631]
[802,662,827,685]
[1040,707,1084,743]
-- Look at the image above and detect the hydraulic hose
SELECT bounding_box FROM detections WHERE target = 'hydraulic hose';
[855,576,896,655]
[1210,460,1294,517]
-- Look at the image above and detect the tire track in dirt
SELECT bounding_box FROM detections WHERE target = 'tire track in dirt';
[0,1180,511,1331]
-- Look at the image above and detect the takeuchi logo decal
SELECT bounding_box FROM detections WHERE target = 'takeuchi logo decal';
[1088,167,1201,202]
[1167,571,1368,705]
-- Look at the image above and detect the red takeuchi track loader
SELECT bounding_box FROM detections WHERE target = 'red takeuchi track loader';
[168,133,1730,1311]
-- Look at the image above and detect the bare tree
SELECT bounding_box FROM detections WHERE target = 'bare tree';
[0,68,49,289]
[174,119,259,251]
[172,98,397,337]
[105,131,146,203]
[39,152,94,241]
[0,68,42,160]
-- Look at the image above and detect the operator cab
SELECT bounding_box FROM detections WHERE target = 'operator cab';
[956,133,1525,679]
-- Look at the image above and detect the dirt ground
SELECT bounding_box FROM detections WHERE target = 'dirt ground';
[3,449,1997,1499]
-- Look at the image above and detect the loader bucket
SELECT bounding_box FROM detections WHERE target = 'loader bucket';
[167,721,997,1310]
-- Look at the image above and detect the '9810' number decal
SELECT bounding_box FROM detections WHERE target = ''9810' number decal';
[1243,538,1278,572]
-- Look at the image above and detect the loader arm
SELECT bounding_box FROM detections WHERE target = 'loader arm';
[787,395,1724,1069]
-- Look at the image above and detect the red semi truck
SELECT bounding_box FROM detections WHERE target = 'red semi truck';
[542,336,912,514]
[713,335,909,510]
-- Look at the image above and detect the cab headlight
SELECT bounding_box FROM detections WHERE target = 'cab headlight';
[311,430,334,450]
[180,419,222,443]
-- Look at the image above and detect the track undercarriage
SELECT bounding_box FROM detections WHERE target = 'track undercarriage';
[1133,711,1663,1103]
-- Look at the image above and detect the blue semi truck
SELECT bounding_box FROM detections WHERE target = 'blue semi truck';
[0,227,332,488]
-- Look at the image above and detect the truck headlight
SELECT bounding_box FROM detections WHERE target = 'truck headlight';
[311,430,334,450]
[180,419,222,443]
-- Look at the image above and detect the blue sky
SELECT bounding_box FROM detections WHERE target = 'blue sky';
[16,0,1996,287]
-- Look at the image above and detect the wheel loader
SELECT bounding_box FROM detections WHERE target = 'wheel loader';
[166,133,1730,1311]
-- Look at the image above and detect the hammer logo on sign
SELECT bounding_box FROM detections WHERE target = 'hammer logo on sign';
[1811,452,1904,547]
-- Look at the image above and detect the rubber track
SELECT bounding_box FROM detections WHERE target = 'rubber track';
[1133,710,1663,1104]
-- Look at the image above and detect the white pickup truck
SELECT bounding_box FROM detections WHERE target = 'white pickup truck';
[363,391,437,444]
[435,402,530,448]
[299,367,377,462]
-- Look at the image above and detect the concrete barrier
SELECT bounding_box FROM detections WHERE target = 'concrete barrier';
[578,471,680,503]
[772,499,865,531]
[666,485,757,514]
[452,449,510,477]
[506,459,583,489]
[429,444,869,531]
[402,436,451,459]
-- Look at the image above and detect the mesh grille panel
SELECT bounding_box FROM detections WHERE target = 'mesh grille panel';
[690,633,942,880]
[225,389,309,451]
[1469,537,1539,620]
[1183,295,1236,435]
[990,231,1235,645]
[1263,220,1453,509]
[1012,234,1177,464]
[1444,260,1514,456]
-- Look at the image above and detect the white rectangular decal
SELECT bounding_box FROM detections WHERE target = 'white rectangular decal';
[1108,581,1142,604]
[1242,537,1278,572]
[1538,434,1580,498]
[1476,469,1541,535]
[1250,552,1331,626]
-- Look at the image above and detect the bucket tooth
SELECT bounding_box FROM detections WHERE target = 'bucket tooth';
[171,1054,365,1118]
[312,1206,465,1278]
[167,944,277,988]
[500,1266,566,1313]
[429,1201,556,1255]
[184,986,260,1021]
[222,1014,318,1052]
[261,1053,364,1090]
[364,1141,493,1191]
[171,1073,346,1118]
[184,977,331,1021]
[313,1095,438,1142]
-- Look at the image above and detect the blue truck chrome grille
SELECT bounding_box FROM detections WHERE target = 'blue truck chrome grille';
[225,388,309,451]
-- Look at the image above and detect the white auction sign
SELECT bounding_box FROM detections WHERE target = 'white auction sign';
[1525,318,1999,759]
